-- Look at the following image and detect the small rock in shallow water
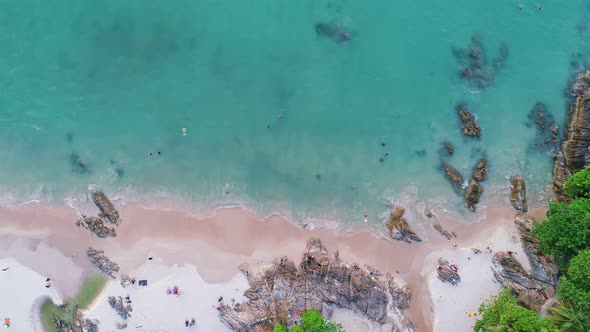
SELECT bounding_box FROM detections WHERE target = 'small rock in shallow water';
[457,104,482,137]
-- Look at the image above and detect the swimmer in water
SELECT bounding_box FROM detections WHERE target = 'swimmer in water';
[364,211,368,222]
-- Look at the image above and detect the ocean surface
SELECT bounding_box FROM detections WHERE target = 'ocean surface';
[0,1,588,227]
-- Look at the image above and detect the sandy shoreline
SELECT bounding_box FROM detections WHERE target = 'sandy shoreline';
[0,199,547,332]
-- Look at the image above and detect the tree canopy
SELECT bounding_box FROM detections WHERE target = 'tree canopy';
[564,167,590,199]
[557,249,590,310]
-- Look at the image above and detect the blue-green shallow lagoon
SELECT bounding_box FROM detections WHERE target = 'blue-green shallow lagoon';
[0,1,588,225]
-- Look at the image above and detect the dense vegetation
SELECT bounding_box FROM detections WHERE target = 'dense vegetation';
[274,309,344,332]
[41,275,107,332]
[474,166,590,332]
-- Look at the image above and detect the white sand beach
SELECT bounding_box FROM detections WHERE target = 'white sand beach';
[84,259,250,332]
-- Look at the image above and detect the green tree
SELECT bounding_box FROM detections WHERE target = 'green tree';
[564,167,590,199]
[289,326,304,332]
[557,249,590,310]
[532,199,590,265]
[274,324,288,332]
[474,288,554,332]
[547,301,590,332]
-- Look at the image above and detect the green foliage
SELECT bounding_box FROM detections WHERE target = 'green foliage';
[557,250,590,310]
[274,324,288,332]
[473,289,554,332]
[564,167,590,199]
[548,301,590,332]
[289,326,304,332]
[532,199,590,265]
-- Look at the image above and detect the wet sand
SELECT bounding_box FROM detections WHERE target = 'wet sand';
[0,201,547,331]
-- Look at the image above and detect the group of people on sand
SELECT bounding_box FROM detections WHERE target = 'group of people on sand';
[184,318,196,327]
[166,285,181,296]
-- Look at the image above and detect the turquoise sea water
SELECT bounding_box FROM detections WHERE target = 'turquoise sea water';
[0,1,588,225]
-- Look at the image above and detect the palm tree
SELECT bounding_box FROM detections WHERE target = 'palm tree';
[548,301,590,332]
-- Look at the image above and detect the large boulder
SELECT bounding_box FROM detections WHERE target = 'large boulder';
[385,207,422,243]
[465,179,482,212]
[436,258,461,286]
[514,214,558,288]
[472,158,487,182]
[108,296,133,319]
[441,161,464,194]
[76,216,116,238]
[92,192,122,225]
[457,104,482,137]
[509,176,528,212]
[553,69,590,201]
[218,238,415,332]
[87,247,119,279]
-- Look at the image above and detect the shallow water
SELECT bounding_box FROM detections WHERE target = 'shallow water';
[0,1,587,225]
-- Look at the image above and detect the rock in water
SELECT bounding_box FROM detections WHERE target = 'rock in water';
[92,192,122,225]
[472,157,487,181]
[464,179,482,212]
[76,215,116,238]
[218,238,415,332]
[457,104,482,137]
[433,222,455,240]
[509,176,528,212]
[553,69,590,201]
[87,247,119,278]
[491,252,554,311]
[526,103,559,153]
[441,141,454,156]
[441,161,464,194]
[514,214,558,288]
[108,296,133,319]
[436,258,461,286]
[385,207,422,243]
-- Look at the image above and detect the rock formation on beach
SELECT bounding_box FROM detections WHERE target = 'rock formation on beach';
[76,215,117,238]
[218,238,415,332]
[436,258,461,286]
[491,214,557,311]
[92,191,122,225]
[53,312,98,332]
[385,206,422,243]
[465,178,482,212]
[441,161,464,194]
[509,176,528,212]
[457,104,482,137]
[108,296,133,319]
[87,247,119,279]
[433,221,455,240]
[553,69,590,200]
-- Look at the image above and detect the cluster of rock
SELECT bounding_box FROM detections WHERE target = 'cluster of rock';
[509,176,528,212]
[76,191,122,238]
[457,104,482,138]
[87,247,119,279]
[217,238,415,332]
[423,209,456,240]
[452,35,508,89]
[441,141,454,156]
[553,69,590,201]
[385,206,422,243]
[436,258,461,286]
[52,312,98,332]
[441,157,487,212]
[491,214,558,311]
[108,296,133,320]
[526,103,559,155]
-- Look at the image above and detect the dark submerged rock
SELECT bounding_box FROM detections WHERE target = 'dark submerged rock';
[315,23,352,43]
[385,206,422,243]
[457,104,482,137]
[509,176,528,212]
[441,141,454,156]
[453,35,507,89]
[526,103,559,154]
[70,152,90,174]
[218,238,415,331]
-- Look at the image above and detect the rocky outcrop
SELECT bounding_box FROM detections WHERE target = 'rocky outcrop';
[92,192,121,225]
[53,316,76,332]
[218,239,415,332]
[472,158,487,182]
[76,216,116,238]
[465,179,482,212]
[526,103,559,154]
[436,258,460,286]
[433,222,455,240]
[553,69,590,201]
[87,247,119,279]
[385,207,422,243]
[509,176,528,212]
[514,214,558,288]
[453,35,508,89]
[108,296,133,319]
[441,161,464,194]
[441,141,454,156]
[457,104,482,137]
[491,252,554,311]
